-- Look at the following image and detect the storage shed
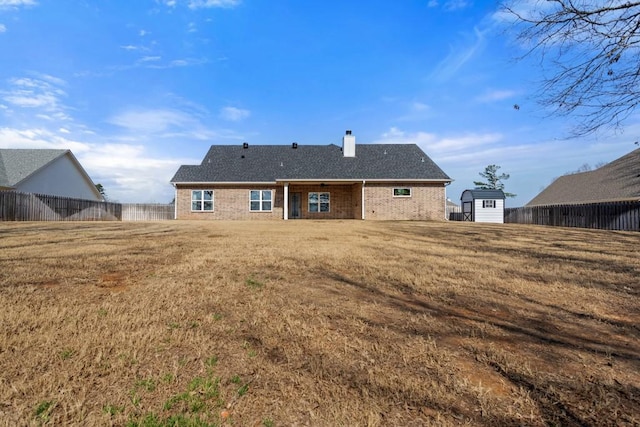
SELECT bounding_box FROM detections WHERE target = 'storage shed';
[460,189,505,223]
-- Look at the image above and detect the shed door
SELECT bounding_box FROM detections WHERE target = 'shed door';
[463,202,472,221]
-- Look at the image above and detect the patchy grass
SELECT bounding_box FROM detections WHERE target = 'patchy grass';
[0,220,638,426]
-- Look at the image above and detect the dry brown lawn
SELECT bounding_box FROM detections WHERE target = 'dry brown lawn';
[0,220,638,427]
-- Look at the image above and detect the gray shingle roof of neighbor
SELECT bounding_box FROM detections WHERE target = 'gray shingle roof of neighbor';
[462,189,506,200]
[171,143,451,183]
[0,149,68,188]
[526,148,640,206]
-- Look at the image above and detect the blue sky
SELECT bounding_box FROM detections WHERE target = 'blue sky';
[1,0,638,206]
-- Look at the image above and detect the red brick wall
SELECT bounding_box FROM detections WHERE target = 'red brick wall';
[175,185,283,220]
[175,182,446,220]
[364,183,445,220]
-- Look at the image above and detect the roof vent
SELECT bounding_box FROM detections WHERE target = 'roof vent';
[242,142,249,149]
[292,142,298,149]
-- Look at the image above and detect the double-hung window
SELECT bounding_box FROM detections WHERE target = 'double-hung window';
[309,192,330,213]
[483,200,496,208]
[192,190,214,211]
[250,190,272,212]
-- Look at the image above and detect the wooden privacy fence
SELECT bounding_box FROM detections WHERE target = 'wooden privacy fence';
[121,203,174,221]
[446,204,463,221]
[504,201,640,231]
[0,191,175,221]
[0,191,121,221]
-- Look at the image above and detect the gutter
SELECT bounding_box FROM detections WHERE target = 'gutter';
[173,178,452,185]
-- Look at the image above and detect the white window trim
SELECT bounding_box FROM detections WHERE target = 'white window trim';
[482,199,496,208]
[249,190,273,212]
[393,187,412,198]
[308,192,330,213]
[191,190,214,212]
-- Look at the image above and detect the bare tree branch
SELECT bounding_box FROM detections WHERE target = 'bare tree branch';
[502,1,640,137]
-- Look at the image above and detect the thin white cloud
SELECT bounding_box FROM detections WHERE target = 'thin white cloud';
[443,0,470,11]
[219,106,250,122]
[1,76,69,121]
[0,0,36,7]
[108,109,196,134]
[143,57,207,69]
[372,127,503,158]
[395,101,434,122]
[106,107,228,141]
[140,56,161,62]
[0,127,90,153]
[158,0,240,8]
[169,59,189,67]
[427,0,470,11]
[0,24,6,33]
[492,0,555,24]
[188,0,240,9]
[78,143,195,203]
[430,26,488,81]
[475,89,517,103]
[412,102,429,111]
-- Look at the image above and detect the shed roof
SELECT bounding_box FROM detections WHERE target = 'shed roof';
[0,149,68,188]
[526,148,640,206]
[171,143,451,183]
[462,189,506,200]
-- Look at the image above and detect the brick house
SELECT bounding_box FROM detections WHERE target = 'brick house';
[170,130,451,220]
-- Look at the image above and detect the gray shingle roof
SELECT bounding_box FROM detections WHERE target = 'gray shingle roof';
[462,189,506,200]
[171,143,450,183]
[527,148,640,206]
[0,149,68,188]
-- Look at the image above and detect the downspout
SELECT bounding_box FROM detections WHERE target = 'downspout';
[361,180,366,220]
[173,185,178,220]
[444,181,451,221]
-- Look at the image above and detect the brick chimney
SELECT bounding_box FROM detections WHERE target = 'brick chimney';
[342,130,355,157]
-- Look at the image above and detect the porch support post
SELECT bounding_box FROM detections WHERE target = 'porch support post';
[361,180,366,220]
[284,182,289,220]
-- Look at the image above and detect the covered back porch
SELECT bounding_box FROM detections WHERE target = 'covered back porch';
[281,180,365,220]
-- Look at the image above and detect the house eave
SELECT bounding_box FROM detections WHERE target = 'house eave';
[526,196,640,207]
[173,178,452,186]
[172,181,278,186]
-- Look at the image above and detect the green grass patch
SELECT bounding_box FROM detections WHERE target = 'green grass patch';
[34,400,55,423]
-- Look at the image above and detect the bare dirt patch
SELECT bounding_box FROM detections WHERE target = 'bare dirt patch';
[0,220,638,426]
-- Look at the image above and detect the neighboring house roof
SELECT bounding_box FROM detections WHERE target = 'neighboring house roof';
[527,148,640,206]
[171,144,451,183]
[0,148,101,199]
[0,149,68,188]
[462,189,506,200]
